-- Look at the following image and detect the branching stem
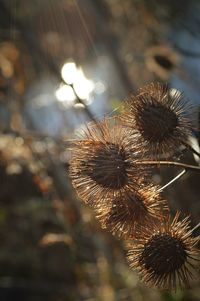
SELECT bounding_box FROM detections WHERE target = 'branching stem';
[136,160,200,172]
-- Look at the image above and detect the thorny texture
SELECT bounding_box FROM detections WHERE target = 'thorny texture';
[127,213,199,290]
[121,82,193,158]
[69,118,148,207]
[95,185,169,239]
[70,83,200,290]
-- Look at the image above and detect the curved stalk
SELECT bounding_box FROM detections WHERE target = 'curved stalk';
[185,143,200,159]
[158,169,186,192]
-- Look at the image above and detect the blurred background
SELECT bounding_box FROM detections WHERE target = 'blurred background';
[1,0,200,300]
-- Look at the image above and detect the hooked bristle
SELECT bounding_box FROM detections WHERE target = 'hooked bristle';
[127,213,199,290]
[121,82,193,158]
[69,118,148,207]
[96,185,169,239]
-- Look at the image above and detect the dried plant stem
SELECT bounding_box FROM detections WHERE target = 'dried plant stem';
[158,169,186,192]
[192,221,200,232]
[136,160,200,172]
[184,142,200,159]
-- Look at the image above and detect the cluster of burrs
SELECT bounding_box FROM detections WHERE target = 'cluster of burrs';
[69,82,200,290]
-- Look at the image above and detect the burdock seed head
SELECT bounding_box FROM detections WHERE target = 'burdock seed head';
[122,82,193,158]
[127,212,199,290]
[145,45,180,80]
[69,118,147,207]
[95,184,168,239]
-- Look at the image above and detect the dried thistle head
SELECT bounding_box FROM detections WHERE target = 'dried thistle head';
[122,82,192,158]
[127,212,199,290]
[145,46,180,80]
[69,118,147,207]
[95,184,168,239]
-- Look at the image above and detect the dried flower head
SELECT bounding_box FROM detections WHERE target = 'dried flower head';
[95,184,168,239]
[69,118,147,207]
[127,213,199,290]
[145,46,180,80]
[122,82,192,158]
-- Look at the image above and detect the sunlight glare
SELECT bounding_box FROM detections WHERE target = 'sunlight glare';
[61,62,94,100]
[73,69,94,100]
[55,84,76,107]
[61,62,77,85]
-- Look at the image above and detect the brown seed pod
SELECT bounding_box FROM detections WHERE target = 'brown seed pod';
[95,184,169,239]
[145,45,180,80]
[122,82,193,158]
[127,212,199,290]
[69,118,148,207]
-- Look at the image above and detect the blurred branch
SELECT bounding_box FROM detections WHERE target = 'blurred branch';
[0,277,73,293]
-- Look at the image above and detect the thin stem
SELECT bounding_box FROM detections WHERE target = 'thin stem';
[192,221,200,233]
[136,160,200,172]
[184,142,200,159]
[158,169,186,192]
